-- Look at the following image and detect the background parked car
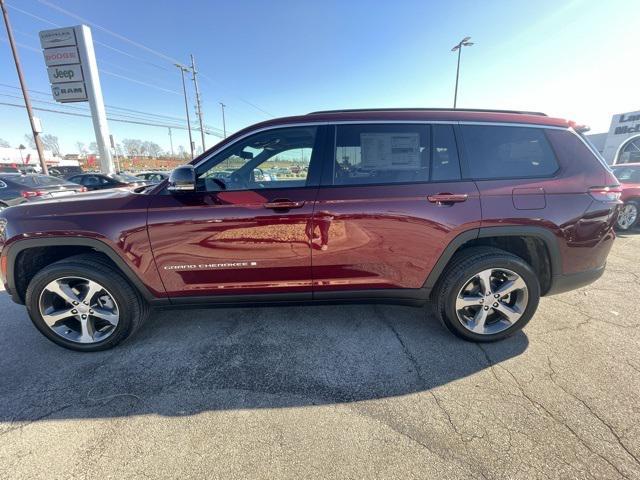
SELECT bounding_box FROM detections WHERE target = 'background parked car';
[48,166,84,179]
[0,173,86,211]
[612,163,640,230]
[134,171,169,184]
[0,166,20,173]
[67,172,150,191]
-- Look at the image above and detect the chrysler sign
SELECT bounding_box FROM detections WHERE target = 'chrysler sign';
[39,27,76,48]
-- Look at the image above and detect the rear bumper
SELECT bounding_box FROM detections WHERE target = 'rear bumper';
[545,264,605,296]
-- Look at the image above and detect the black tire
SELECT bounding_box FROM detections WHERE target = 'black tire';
[616,200,639,231]
[25,253,149,351]
[432,247,540,342]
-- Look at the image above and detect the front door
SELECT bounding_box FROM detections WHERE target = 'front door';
[147,125,326,299]
[310,123,481,294]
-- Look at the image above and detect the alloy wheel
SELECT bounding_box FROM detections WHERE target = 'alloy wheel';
[455,268,529,335]
[38,276,120,344]
[617,203,638,230]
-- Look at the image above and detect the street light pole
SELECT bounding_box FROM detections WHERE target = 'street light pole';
[175,63,194,159]
[219,102,227,138]
[190,54,206,152]
[1,0,48,174]
[451,36,474,109]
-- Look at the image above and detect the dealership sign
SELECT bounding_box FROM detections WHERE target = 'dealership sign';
[47,64,84,84]
[39,25,114,173]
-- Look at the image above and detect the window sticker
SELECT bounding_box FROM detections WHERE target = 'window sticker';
[360,133,420,170]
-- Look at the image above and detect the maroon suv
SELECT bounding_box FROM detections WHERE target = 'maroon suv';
[0,109,621,351]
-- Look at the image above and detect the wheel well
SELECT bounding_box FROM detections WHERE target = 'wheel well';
[13,246,118,303]
[457,235,553,294]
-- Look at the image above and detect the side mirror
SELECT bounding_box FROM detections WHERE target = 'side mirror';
[167,165,196,192]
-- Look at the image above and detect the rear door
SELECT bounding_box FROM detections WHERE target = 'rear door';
[311,123,481,295]
[147,125,327,299]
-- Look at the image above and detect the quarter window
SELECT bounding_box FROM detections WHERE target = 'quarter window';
[461,125,558,179]
[333,124,430,185]
[0,180,6,189]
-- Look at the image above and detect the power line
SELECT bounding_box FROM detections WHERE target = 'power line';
[0,82,225,132]
[0,100,225,137]
[37,0,182,65]
[27,0,275,119]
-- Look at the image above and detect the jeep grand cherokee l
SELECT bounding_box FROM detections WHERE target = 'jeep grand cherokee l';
[0,109,621,351]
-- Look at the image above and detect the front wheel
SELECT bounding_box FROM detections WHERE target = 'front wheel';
[433,247,540,342]
[25,254,148,351]
[616,201,639,231]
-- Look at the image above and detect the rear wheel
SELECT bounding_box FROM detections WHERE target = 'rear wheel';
[617,201,639,230]
[433,247,540,342]
[25,254,148,351]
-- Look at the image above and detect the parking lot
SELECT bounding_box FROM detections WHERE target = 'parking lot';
[0,231,638,479]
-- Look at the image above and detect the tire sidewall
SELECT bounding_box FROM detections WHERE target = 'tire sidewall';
[25,262,138,352]
[442,255,540,342]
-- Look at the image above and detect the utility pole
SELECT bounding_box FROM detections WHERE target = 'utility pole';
[190,54,206,152]
[168,127,174,157]
[451,36,474,109]
[175,63,194,159]
[219,102,227,138]
[1,0,48,174]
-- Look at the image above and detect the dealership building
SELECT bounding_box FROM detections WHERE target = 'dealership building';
[586,109,640,165]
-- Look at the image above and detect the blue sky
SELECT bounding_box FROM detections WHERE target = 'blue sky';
[0,0,638,154]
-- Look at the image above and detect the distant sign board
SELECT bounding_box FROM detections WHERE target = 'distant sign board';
[43,46,80,66]
[39,27,77,48]
[51,82,87,102]
[47,64,84,84]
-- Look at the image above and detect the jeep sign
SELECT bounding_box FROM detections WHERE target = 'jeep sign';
[50,82,87,102]
[47,64,84,84]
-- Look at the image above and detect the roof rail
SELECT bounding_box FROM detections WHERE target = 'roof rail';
[307,108,548,117]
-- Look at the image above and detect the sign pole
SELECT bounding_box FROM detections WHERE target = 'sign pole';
[74,25,113,174]
[1,0,48,174]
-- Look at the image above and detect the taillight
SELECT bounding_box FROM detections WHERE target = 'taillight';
[79,187,87,192]
[589,185,622,202]
[20,190,45,198]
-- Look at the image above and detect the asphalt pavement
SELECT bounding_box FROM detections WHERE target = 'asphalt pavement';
[1,230,639,479]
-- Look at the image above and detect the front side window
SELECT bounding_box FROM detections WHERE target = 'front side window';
[197,127,317,191]
[333,124,430,185]
[612,166,640,184]
[462,125,559,179]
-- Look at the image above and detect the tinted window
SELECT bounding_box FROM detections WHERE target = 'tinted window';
[333,124,430,185]
[198,127,316,191]
[34,175,66,186]
[462,126,559,179]
[5,175,39,187]
[612,166,640,184]
[431,125,461,181]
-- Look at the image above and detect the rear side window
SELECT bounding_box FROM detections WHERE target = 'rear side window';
[461,125,558,179]
[333,124,430,185]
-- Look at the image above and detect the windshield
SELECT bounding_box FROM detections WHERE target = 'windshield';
[612,165,640,184]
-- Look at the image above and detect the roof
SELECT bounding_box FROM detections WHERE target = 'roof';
[193,107,575,163]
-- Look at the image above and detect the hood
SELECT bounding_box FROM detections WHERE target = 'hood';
[3,188,148,220]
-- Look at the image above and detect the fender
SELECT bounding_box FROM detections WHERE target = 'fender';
[422,226,562,293]
[3,237,169,305]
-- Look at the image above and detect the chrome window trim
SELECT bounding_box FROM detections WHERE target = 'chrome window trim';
[194,120,569,169]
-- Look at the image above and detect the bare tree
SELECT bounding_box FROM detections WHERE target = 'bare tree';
[76,142,87,155]
[23,134,36,149]
[88,142,98,154]
[0,138,10,148]
[41,134,60,155]
[122,139,142,157]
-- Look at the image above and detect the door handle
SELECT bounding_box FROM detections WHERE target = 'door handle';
[264,199,306,210]
[427,193,468,204]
